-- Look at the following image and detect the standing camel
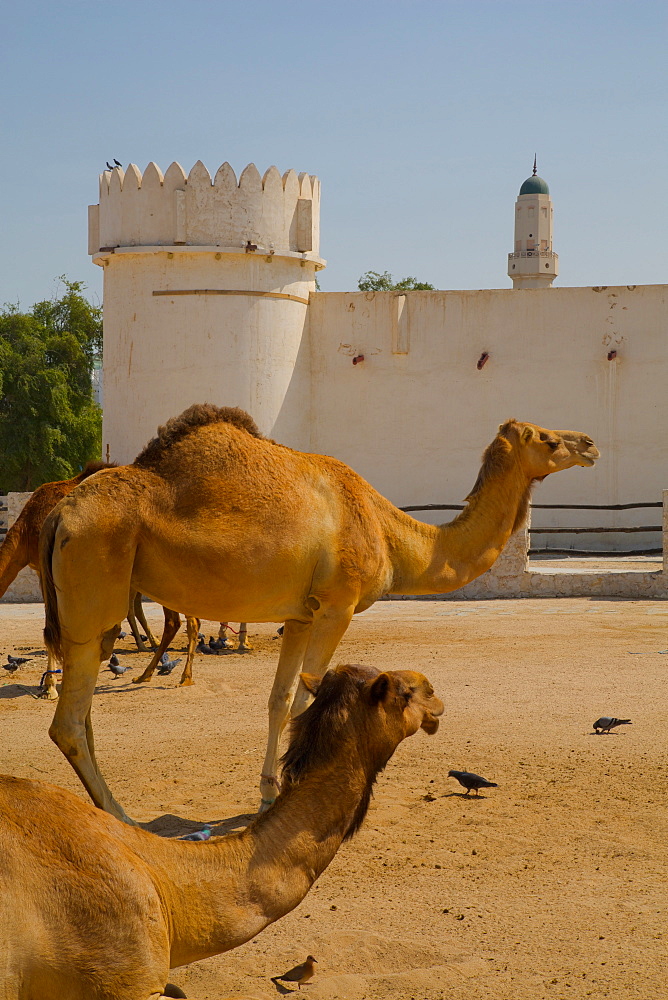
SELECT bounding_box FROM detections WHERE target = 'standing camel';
[0,465,238,693]
[0,463,128,698]
[40,404,598,822]
[0,664,443,1000]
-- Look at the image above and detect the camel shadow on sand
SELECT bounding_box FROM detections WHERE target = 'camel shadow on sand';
[140,810,256,839]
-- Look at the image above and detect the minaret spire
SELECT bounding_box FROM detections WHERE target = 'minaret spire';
[532,154,537,176]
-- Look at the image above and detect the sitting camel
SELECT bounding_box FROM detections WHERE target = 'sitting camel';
[0,664,443,1000]
[40,404,598,823]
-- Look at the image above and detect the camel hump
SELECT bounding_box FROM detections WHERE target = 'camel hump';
[133,403,263,467]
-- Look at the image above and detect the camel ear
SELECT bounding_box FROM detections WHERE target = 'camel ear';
[521,426,534,443]
[369,672,390,705]
[299,672,321,695]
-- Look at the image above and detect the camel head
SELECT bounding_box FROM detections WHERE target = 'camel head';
[291,664,443,772]
[553,429,600,469]
[496,420,600,481]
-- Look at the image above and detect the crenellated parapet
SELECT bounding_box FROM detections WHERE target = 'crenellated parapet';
[88,160,322,263]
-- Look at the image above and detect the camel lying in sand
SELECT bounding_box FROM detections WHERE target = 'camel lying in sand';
[0,664,443,1000]
[40,404,598,822]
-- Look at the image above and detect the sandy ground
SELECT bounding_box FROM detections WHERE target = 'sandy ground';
[1,597,667,1000]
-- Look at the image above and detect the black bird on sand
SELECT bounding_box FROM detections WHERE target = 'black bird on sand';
[196,638,217,655]
[448,769,498,796]
[158,656,183,676]
[271,956,317,990]
[8,655,31,666]
[108,660,131,677]
[593,716,631,734]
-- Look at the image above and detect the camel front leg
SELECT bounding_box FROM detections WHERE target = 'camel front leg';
[49,648,135,824]
[133,591,160,649]
[217,622,234,649]
[178,616,200,686]
[289,604,356,718]
[134,609,182,684]
[259,619,312,810]
[127,589,151,652]
[236,621,252,653]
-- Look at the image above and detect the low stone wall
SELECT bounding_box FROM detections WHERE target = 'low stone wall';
[394,493,668,601]
[0,493,42,603]
[2,491,667,604]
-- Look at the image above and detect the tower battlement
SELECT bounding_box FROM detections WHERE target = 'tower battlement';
[88,160,321,261]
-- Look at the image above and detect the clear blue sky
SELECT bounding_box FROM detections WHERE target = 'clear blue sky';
[1,0,666,309]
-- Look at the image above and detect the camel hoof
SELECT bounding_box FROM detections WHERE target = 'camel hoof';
[179,677,194,687]
[236,645,253,654]
[40,688,59,701]
[132,674,152,684]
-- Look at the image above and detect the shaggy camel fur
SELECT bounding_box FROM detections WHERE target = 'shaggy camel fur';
[0,664,443,1000]
[40,405,598,822]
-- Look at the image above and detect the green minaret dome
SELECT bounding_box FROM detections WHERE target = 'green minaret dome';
[519,175,549,196]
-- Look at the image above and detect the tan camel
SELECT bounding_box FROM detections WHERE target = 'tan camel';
[40,405,598,823]
[0,465,214,692]
[0,463,125,698]
[0,663,443,1000]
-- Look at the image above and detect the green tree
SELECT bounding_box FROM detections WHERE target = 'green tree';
[0,278,102,490]
[357,270,435,291]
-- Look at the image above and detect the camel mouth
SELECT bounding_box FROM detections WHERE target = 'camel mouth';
[421,714,440,735]
[576,452,598,467]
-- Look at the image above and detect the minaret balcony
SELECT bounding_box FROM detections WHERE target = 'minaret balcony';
[508,250,558,262]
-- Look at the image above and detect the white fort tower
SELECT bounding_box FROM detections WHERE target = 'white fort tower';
[88,160,324,463]
[507,157,558,289]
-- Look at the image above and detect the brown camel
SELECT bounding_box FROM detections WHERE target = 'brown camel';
[0,463,246,693]
[40,405,598,823]
[0,463,126,698]
[0,664,443,1000]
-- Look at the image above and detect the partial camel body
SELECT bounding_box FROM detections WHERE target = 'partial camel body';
[40,405,598,822]
[0,664,443,1000]
[0,464,220,693]
[0,464,118,698]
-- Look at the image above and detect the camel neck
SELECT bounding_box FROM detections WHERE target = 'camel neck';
[140,746,377,967]
[385,459,529,594]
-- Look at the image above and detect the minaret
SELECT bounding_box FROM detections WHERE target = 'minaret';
[507,157,558,289]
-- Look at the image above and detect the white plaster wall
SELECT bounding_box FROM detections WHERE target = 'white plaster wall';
[307,284,668,549]
[101,252,314,463]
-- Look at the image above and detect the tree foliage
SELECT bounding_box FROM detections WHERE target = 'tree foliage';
[0,278,102,491]
[357,270,435,291]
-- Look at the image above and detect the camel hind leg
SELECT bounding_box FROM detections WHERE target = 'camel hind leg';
[178,616,200,686]
[49,626,135,824]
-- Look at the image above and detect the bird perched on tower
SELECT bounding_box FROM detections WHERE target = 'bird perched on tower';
[448,769,498,796]
[593,717,631,734]
[271,956,317,990]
